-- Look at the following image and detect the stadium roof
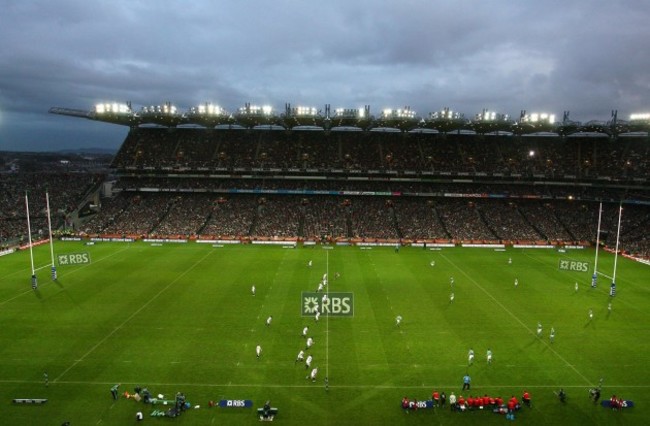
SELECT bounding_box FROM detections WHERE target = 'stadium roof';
[49,102,650,137]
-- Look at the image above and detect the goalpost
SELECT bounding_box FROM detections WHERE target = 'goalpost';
[25,191,59,289]
[25,192,37,289]
[591,202,603,287]
[45,191,57,280]
[325,248,330,389]
[610,203,623,297]
[592,201,622,296]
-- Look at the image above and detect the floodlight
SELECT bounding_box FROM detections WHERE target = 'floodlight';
[332,108,365,118]
[295,106,316,116]
[162,104,177,114]
[521,112,554,124]
[630,113,650,120]
[195,103,224,115]
[476,110,501,121]
[95,102,130,114]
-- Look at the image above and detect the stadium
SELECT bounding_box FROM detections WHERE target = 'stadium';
[0,100,649,425]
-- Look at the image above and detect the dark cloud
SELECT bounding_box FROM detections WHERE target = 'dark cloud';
[0,0,648,151]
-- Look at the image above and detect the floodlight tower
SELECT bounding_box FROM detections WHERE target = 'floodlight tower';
[423,107,466,134]
[628,112,650,136]
[139,102,184,127]
[558,111,580,137]
[514,110,557,135]
[283,103,324,129]
[329,105,371,130]
[187,102,231,127]
[235,103,280,128]
[470,109,512,135]
[375,106,418,131]
[324,104,332,132]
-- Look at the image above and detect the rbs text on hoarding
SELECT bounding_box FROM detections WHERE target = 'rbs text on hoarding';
[301,292,354,317]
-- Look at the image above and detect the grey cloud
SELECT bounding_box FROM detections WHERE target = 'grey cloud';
[0,0,648,151]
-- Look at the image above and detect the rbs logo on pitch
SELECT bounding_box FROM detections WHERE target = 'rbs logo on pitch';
[301,292,354,317]
[57,252,91,265]
[558,260,589,272]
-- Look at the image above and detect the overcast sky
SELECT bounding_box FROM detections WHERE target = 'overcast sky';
[1,0,649,152]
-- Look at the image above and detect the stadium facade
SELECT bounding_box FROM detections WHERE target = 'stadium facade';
[1,102,648,260]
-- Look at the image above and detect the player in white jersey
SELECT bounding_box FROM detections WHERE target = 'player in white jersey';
[306,337,314,350]
[396,315,402,327]
[550,327,555,343]
[309,367,318,382]
[575,282,579,292]
[537,322,542,337]
[486,349,493,364]
[251,285,256,296]
[317,282,324,292]
[468,348,474,365]
[305,355,313,369]
[588,309,593,321]
[266,316,272,326]
[296,350,305,363]
[256,345,262,359]
[450,292,455,303]
[308,260,312,268]
[302,326,309,338]
[514,278,518,287]
[315,311,321,322]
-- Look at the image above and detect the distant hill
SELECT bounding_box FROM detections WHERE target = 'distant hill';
[57,147,117,155]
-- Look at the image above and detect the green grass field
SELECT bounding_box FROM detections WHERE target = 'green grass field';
[1,242,648,425]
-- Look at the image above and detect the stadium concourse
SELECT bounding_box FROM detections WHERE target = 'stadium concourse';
[1,128,649,259]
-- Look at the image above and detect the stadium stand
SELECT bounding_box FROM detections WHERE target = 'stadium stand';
[1,128,649,259]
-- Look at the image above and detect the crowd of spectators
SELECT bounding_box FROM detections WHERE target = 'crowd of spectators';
[516,202,574,242]
[2,132,648,259]
[393,199,449,241]
[199,196,257,238]
[111,128,650,181]
[152,195,213,237]
[0,171,103,245]
[435,199,495,242]
[350,198,399,240]
[5,180,649,259]
[480,201,541,242]
[75,189,650,255]
[251,197,302,238]
[302,196,350,240]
